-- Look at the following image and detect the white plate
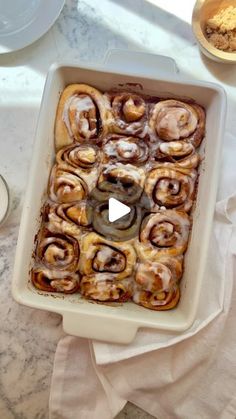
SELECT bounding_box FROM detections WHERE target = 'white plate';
[0,0,65,54]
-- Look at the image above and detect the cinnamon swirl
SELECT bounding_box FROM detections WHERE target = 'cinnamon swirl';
[145,163,197,212]
[106,91,148,138]
[79,232,136,280]
[56,144,101,190]
[136,210,190,260]
[35,228,80,272]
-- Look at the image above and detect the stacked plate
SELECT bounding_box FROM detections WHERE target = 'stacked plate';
[0,0,65,54]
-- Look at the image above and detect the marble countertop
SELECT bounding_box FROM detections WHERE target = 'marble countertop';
[0,0,236,418]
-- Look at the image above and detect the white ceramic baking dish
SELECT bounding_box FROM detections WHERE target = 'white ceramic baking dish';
[12,50,226,344]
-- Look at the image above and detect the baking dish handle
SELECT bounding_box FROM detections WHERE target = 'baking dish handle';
[62,311,138,344]
[103,49,179,79]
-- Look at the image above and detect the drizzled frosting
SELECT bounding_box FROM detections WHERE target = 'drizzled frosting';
[63,94,98,140]
[103,135,149,164]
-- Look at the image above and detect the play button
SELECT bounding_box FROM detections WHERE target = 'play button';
[89,168,151,241]
[108,198,131,222]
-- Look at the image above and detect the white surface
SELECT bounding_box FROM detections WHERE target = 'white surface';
[11,58,226,343]
[108,198,131,223]
[0,0,65,53]
[1,0,236,417]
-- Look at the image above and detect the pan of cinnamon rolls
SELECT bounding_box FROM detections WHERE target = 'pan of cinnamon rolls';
[31,82,206,312]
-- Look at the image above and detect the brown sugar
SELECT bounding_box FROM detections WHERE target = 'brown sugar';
[205,6,236,52]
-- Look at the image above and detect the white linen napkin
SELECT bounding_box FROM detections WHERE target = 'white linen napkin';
[49,133,236,419]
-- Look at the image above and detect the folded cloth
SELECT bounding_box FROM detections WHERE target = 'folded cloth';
[49,133,236,419]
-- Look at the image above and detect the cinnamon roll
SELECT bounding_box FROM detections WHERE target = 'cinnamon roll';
[56,144,101,190]
[133,259,182,309]
[92,163,145,204]
[136,210,190,260]
[80,275,133,302]
[106,91,148,137]
[48,165,88,203]
[149,100,205,147]
[155,141,200,169]
[133,286,180,310]
[103,135,149,165]
[36,228,80,272]
[79,232,136,279]
[92,201,142,241]
[31,268,80,293]
[55,84,111,150]
[56,143,101,170]
[145,163,197,212]
[45,201,92,237]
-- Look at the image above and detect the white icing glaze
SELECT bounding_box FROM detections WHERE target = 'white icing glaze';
[117,140,138,157]
[70,95,94,112]
[51,278,77,291]
[63,95,97,139]
[137,263,172,292]
[154,102,198,141]
[96,246,114,264]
